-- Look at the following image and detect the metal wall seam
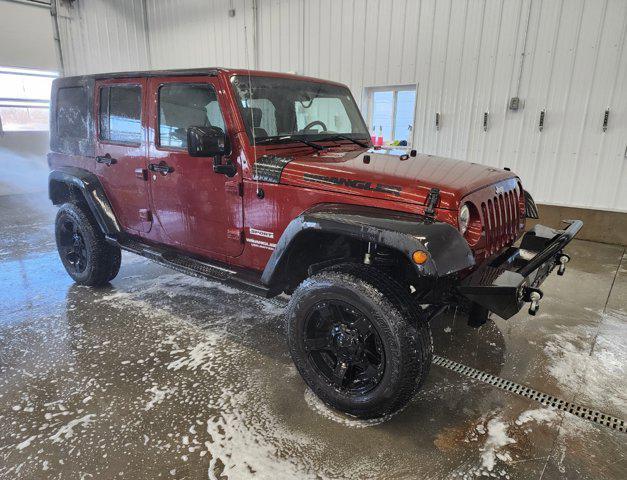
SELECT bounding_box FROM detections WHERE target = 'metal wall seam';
[55,0,627,212]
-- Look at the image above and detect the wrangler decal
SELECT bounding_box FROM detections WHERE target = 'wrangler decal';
[246,238,277,251]
[303,173,402,197]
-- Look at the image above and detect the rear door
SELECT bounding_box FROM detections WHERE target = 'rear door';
[146,76,244,258]
[94,78,151,234]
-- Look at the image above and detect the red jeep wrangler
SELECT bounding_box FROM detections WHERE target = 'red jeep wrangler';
[48,68,581,419]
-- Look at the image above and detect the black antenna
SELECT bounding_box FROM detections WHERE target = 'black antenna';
[243,24,260,194]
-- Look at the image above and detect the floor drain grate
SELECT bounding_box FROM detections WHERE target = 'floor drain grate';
[433,355,625,433]
[227,298,624,432]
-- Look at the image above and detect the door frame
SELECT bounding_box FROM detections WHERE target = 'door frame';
[93,77,151,234]
[145,75,245,259]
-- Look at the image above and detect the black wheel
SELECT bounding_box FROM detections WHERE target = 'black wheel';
[286,263,432,419]
[55,202,121,286]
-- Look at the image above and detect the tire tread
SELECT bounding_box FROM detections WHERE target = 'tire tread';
[55,202,121,286]
[286,262,432,419]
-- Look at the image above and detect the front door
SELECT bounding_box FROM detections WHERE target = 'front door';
[146,76,244,259]
[94,78,151,234]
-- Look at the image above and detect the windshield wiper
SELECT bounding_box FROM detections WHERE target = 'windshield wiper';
[255,135,326,150]
[318,134,369,148]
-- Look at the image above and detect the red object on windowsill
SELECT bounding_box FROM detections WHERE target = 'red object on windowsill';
[376,126,383,146]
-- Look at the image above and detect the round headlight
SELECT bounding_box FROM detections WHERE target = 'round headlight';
[459,204,470,235]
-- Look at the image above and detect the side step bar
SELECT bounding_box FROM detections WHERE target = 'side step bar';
[107,235,272,298]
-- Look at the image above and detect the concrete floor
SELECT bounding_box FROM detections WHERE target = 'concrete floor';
[0,193,625,480]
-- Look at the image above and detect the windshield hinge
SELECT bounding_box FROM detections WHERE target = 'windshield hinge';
[424,188,440,217]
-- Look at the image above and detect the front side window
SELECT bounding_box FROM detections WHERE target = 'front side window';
[99,85,142,144]
[158,83,225,149]
[231,76,368,144]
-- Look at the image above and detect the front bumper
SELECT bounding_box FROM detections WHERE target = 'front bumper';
[458,220,583,319]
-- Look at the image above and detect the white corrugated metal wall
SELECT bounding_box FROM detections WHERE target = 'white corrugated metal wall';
[54,0,627,212]
[54,0,151,74]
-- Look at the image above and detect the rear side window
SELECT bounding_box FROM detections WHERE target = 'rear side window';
[158,83,225,149]
[99,85,142,144]
[56,86,88,139]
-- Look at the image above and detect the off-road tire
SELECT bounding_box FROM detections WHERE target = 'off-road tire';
[286,263,432,419]
[55,202,121,286]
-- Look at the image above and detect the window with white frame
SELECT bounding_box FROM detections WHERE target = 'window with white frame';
[364,85,416,146]
[0,67,58,132]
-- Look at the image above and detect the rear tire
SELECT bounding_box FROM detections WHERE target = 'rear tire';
[55,202,121,286]
[286,263,432,419]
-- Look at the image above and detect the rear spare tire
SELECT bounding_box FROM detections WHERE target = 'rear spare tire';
[286,263,432,419]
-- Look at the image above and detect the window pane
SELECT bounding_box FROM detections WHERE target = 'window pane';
[231,76,368,141]
[0,69,55,102]
[295,97,351,133]
[0,106,49,131]
[159,84,225,149]
[99,85,142,144]
[242,98,277,137]
[394,90,415,143]
[57,86,88,139]
[371,91,393,142]
[0,67,57,132]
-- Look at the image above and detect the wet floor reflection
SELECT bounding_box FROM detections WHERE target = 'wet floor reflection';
[1,195,625,479]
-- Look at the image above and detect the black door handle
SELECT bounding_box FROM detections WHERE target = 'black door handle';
[148,162,173,175]
[96,153,116,165]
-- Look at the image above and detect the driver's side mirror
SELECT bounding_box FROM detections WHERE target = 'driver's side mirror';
[187,126,236,177]
[187,126,229,157]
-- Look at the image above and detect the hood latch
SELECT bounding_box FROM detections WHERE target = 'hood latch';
[424,188,440,217]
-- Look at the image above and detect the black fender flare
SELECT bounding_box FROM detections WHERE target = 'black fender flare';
[261,203,475,289]
[49,167,120,236]
[523,190,539,219]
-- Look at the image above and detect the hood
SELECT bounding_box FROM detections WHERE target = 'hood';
[277,148,517,210]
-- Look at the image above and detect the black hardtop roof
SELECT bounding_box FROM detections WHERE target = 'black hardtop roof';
[55,68,220,85]
[53,67,346,88]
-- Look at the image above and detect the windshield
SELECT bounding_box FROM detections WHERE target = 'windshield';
[231,75,369,144]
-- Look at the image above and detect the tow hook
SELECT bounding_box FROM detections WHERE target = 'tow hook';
[556,253,570,276]
[522,287,544,316]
